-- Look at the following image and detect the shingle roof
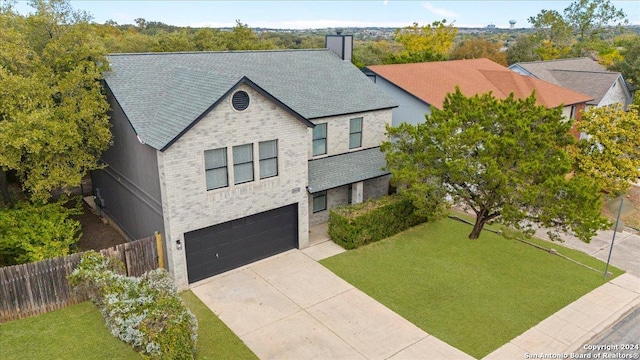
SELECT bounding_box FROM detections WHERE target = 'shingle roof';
[307,147,389,193]
[510,58,623,105]
[366,58,593,110]
[105,50,397,150]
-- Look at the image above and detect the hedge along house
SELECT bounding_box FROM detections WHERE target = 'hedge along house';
[363,58,593,138]
[93,46,397,289]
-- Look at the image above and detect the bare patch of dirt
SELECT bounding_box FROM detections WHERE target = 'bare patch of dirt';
[602,185,640,232]
[73,201,126,251]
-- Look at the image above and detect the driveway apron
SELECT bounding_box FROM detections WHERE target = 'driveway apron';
[191,250,474,360]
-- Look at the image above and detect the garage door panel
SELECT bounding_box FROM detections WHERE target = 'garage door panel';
[185,204,298,283]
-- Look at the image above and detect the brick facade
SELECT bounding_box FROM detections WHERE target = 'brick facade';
[159,84,310,289]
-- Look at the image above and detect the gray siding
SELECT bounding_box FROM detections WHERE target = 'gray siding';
[91,92,164,241]
[371,76,431,127]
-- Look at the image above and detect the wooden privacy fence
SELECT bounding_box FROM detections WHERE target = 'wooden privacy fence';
[0,235,159,323]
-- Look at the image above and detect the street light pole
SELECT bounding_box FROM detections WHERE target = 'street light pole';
[603,197,624,280]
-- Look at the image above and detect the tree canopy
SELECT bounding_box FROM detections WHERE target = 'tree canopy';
[382,88,609,241]
[571,103,640,194]
[450,37,507,65]
[387,20,457,64]
[0,0,112,204]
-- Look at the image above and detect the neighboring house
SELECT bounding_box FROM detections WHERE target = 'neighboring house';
[363,58,593,133]
[509,57,633,110]
[93,46,396,289]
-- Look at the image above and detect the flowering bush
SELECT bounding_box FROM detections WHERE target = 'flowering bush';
[69,251,198,359]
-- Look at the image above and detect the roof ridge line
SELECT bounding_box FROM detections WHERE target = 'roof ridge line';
[108,49,330,56]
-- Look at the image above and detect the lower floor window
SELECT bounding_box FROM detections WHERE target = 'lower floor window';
[312,192,327,213]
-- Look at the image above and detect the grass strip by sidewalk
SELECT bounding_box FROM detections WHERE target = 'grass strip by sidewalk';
[0,301,138,360]
[321,217,623,359]
[0,292,257,360]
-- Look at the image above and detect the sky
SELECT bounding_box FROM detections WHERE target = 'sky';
[9,0,640,29]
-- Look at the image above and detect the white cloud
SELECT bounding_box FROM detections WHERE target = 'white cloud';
[422,2,458,18]
[383,0,389,5]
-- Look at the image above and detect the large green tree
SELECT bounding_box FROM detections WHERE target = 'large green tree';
[0,0,112,204]
[609,35,640,87]
[387,20,457,64]
[382,89,609,241]
[522,0,628,62]
[449,37,507,66]
[564,0,627,42]
[571,103,640,194]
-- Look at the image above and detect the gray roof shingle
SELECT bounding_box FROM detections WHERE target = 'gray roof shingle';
[105,50,397,150]
[307,147,389,193]
[511,57,623,105]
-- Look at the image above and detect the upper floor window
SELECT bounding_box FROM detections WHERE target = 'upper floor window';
[313,123,327,156]
[259,140,278,179]
[349,117,363,149]
[233,144,254,184]
[204,148,228,190]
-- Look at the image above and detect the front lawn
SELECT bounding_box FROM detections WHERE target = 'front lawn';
[0,301,138,360]
[320,217,623,359]
[0,291,256,360]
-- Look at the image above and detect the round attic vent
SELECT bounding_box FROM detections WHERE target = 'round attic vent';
[231,91,250,111]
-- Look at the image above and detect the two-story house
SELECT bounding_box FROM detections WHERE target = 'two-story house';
[509,57,633,110]
[363,58,593,135]
[93,47,396,289]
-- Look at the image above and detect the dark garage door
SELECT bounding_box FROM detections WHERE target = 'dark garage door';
[184,203,298,283]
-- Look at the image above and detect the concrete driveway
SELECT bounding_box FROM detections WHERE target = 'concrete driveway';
[191,250,473,360]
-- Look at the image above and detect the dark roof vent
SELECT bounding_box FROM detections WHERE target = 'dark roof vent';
[232,90,250,111]
[336,28,343,35]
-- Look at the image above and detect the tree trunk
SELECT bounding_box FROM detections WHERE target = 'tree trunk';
[0,168,13,208]
[469,211,487,239]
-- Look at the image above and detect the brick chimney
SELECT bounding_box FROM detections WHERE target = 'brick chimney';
[325,29,353,62]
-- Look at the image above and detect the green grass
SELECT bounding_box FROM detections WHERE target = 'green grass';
[180,291,257,360]
[320,218,624,359]
[0,302,139,359]
[0,292,257,360]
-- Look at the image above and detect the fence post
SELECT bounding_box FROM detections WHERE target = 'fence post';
[155,231,164,269]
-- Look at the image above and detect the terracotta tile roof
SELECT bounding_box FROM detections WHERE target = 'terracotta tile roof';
[366,58,593,110]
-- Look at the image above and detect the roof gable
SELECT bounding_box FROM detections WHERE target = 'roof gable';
[509,57,625,105]
[105,50,397,150]
[366,58,592,109]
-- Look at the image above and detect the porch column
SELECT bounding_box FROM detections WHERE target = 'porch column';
[353,181,364,204]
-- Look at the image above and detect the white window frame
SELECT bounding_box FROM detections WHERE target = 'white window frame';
[312,191,327,213]
[349,117,363,149]
[313,123,327,156]
[232,143,254,185]
[259,140,278,179]
[204,148,228,190]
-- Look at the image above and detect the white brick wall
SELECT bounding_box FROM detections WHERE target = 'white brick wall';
[364,175,390,201]
[309,186,350,225]
[599,77,632,108]
[159,84,310,289]
[307,109,392,159]
[306,109,393,226]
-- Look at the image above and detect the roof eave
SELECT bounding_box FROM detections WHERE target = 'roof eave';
[159,76,314,152]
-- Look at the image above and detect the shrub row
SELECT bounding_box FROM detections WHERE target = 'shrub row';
[328,195,428,249]
[0,200,81,266]
[68,251,198,359]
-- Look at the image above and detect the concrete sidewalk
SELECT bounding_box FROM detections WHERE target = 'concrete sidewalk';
[535,228,640,277]
[191,223,639,360]
[484,273,640,359]
[191,250,474,360]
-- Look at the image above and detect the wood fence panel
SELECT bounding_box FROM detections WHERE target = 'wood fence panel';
[0,236,158,323]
